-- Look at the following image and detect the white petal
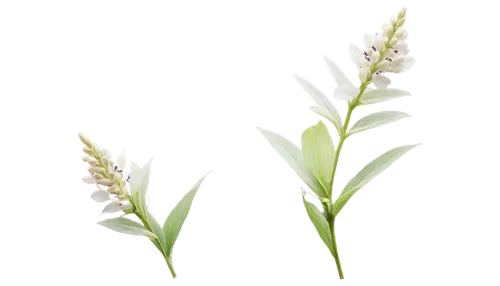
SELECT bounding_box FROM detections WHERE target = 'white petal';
[393,42,409,55]
[373,35,385,52]
[363,33,373,48]
[82,176,97,185]
[91,190,111,202]
[117,151,127,171]
[372,74,391,89]
[349,43,364,67]
[101,200,124,214]
[400,56,415,73]
[392,56,415,73]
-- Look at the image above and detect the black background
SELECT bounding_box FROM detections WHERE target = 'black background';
[60,1,446,285]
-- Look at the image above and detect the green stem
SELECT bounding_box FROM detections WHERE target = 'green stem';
[135,210,177,278]
[329,219,344,279]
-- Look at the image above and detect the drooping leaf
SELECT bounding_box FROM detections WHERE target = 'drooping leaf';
[147,211,167,252]
[98,217,158,239]
[302,188,334,253]
[257,128,326,197]
[323,56,355,88]
[359,88,410,105]
[301,121,335,192]
[294,75,342,132]
[163,172,211,256]
[333,144,419,216]
[347,111,411,137]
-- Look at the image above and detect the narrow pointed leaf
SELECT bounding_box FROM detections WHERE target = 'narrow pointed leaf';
[257,128,326,197]
[129,159,153,206]
[294,75,342,132]
[347,111,411,136]
[302,189,334,253]
[359,88,410,105]
[333,144,419,216]
[147,211,167,251]
[301,121,335,192]
[323,56,355,88]
[163,172,211,256]
[310,105,337,126]
[98,217,158,239]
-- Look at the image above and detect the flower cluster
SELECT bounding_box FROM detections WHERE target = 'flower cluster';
[79,132,134,214]
[348,7,414,90]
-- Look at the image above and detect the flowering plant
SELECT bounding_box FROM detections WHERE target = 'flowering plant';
[78,133,210,278]
[258,8,418,279]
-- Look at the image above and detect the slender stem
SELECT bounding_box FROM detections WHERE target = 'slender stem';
[329,219,344,279]
[164,254,177,278]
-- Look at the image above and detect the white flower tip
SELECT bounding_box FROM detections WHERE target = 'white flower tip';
[91,190,110,203]
[398,7,407,19]
[82,176,96,184]
[101,200,124,214]
[117,151,127,171]
[372,74,391,89]
[78,132,91,146]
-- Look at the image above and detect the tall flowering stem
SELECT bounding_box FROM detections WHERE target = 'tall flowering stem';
[327,8,411,279]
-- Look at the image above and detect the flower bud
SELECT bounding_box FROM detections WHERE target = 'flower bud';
[78,132,91,146]
[400,31,409,41]
[395,27,406,38]
[371,51,380,62]
[114,172,122,181]
[377,60,390,71]
[98,178,115,186]
[82,176,96,184]
[117,151,127,171]
[101,200,124,214]
[91,190,111,203]
[389,37,398,46]
[108,185,121,194]
[122,203,135,214]
[382,23,393,37]
[358,68,369,82]
[83,147,93,155]
[390,14,398,25]
[87,158,99,165]
[398,17,406,26]
[88,167,106,175]
[398,7,407,18]
[373,35,385,52]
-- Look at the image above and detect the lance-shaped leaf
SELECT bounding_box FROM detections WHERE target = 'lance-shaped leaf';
[130,159,153,210]
[359,88,410,105]
[302,188,334,253]
[333,144,420,216]
[294,75,342,132]
[163,172,211,256]
[321,55,359,106]
[147,211,167,252]
[347,111,411,137]
[98,217,158,239]
[257,128,326,197]
[301,121,335,192]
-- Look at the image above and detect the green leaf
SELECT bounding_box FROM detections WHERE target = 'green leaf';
[301,121,335,192]
[302,188,334,253]
[359,88,410,105]
[294,75,342,132]
[323,56,355,88]
[347,111,411,137]
[147,211,167,251]
[333,144,419,216]
[130,159,153,210]
[98,217,158,239]
[163,172,211,256]
[257,127,326,197]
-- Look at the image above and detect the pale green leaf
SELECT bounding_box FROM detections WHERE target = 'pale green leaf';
[323,56,355,88]
[359,88,410,105]
[347,111,411,136]
[333,144,419,216]
[163,172,211,256]
[301,121,335,192]
[310,105,339,128]
[130,159,153,210]
[294,75,342,132]
[98,217,158,239]
[147,211,167,252]
[302,188,334,253]
[257,128,326,197]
